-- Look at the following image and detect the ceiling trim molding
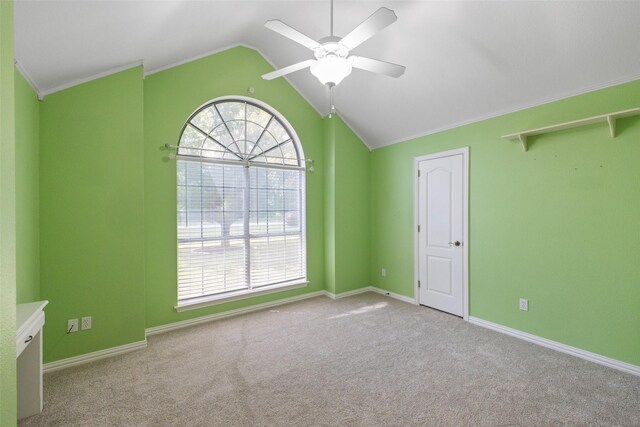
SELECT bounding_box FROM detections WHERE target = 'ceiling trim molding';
[39,60,144,100]
[14,59,43,100]
[334,111,373,151]
[145,42,327,118]
[143,43,247,76]
[375,70,640,150]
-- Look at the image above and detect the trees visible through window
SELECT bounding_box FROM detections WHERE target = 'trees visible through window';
[176,99,306,304]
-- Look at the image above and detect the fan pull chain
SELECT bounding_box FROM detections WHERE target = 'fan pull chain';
[329,85,336,118]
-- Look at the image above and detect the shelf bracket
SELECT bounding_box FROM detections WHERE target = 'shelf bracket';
[607,115,616,138]
[518,134,528,152]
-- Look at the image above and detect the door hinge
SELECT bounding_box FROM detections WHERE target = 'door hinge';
[418,225,421,232]
[418,280,421,288]
[418,169,421,177]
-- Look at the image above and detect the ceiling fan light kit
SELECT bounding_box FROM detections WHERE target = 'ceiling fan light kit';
[262,1,406,109]
[310,58,351,86]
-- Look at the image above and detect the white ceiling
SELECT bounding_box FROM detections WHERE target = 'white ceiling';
[15,1,640,149]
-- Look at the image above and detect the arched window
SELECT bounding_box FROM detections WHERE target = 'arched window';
[176,98,307,307]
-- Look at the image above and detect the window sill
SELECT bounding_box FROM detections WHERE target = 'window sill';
[174,280,309,312]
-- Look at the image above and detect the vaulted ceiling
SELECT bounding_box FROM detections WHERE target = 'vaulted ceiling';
[14,1,640,148]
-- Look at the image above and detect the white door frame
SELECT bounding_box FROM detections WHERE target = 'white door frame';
[413,147,469,320]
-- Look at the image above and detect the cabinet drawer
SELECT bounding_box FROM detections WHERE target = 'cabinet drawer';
[16,311,44,357]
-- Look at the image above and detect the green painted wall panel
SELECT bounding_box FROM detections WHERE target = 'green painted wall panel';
[15,71,40,304]
[323,114,371,295]
[323,116,336,294]
[0,0,17,423]
[39,67,146,363]
[371,79,640,365]
[143,47,326,327]
[333,116,370,294]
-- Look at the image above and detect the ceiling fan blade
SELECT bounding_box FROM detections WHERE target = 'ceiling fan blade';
[262,60,316,80]
[339,7,397,50]
[265,20,320,50]
[350,56,406,78]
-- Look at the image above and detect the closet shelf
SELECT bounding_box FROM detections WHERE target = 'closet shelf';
[502,107,640,152]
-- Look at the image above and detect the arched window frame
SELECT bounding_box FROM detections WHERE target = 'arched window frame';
[177,96,306,168]
[175,96,308,310]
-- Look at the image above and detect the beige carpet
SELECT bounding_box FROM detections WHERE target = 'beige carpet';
[20,293,640,426]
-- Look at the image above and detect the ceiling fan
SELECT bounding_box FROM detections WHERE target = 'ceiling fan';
[261,1,406,87]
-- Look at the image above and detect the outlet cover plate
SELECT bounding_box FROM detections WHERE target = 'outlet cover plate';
[81,316,92,330]
[67,319,78,333]
[519,298,529,311]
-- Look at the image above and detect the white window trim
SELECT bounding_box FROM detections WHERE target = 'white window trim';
[175,96,308,308]
[175,279,309,312]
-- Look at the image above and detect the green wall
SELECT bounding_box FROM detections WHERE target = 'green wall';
[39,67,146,363]
[0,0,17,423]
[323,115,371,295]
[323,116,336,294]
[371,79,640,366]
[143,46,327,328]
[334,116,370,293]
[15,72,40,303]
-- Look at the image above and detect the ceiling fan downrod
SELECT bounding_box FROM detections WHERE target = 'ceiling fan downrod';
[330,0,334,37]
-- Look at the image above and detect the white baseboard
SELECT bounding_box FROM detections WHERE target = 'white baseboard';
[323,286,417,305]
[322,287,371,300]
[43,340,147,373]
[146,290,326,336]
[468,316,640,377]
[369,286,418,305]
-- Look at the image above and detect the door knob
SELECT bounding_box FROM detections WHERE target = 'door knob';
[448,241,461,247]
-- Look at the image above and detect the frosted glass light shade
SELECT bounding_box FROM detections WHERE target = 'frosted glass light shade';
[310,56,352,86]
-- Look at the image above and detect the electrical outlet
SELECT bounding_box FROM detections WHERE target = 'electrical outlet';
[381,268,387,277]
[81,316,92,330]
[67,319,78,333]
[519,298,529,312]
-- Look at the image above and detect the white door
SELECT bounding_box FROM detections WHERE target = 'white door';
[418,153,464,316]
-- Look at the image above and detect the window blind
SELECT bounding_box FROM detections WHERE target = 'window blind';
[177,160,306,301]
